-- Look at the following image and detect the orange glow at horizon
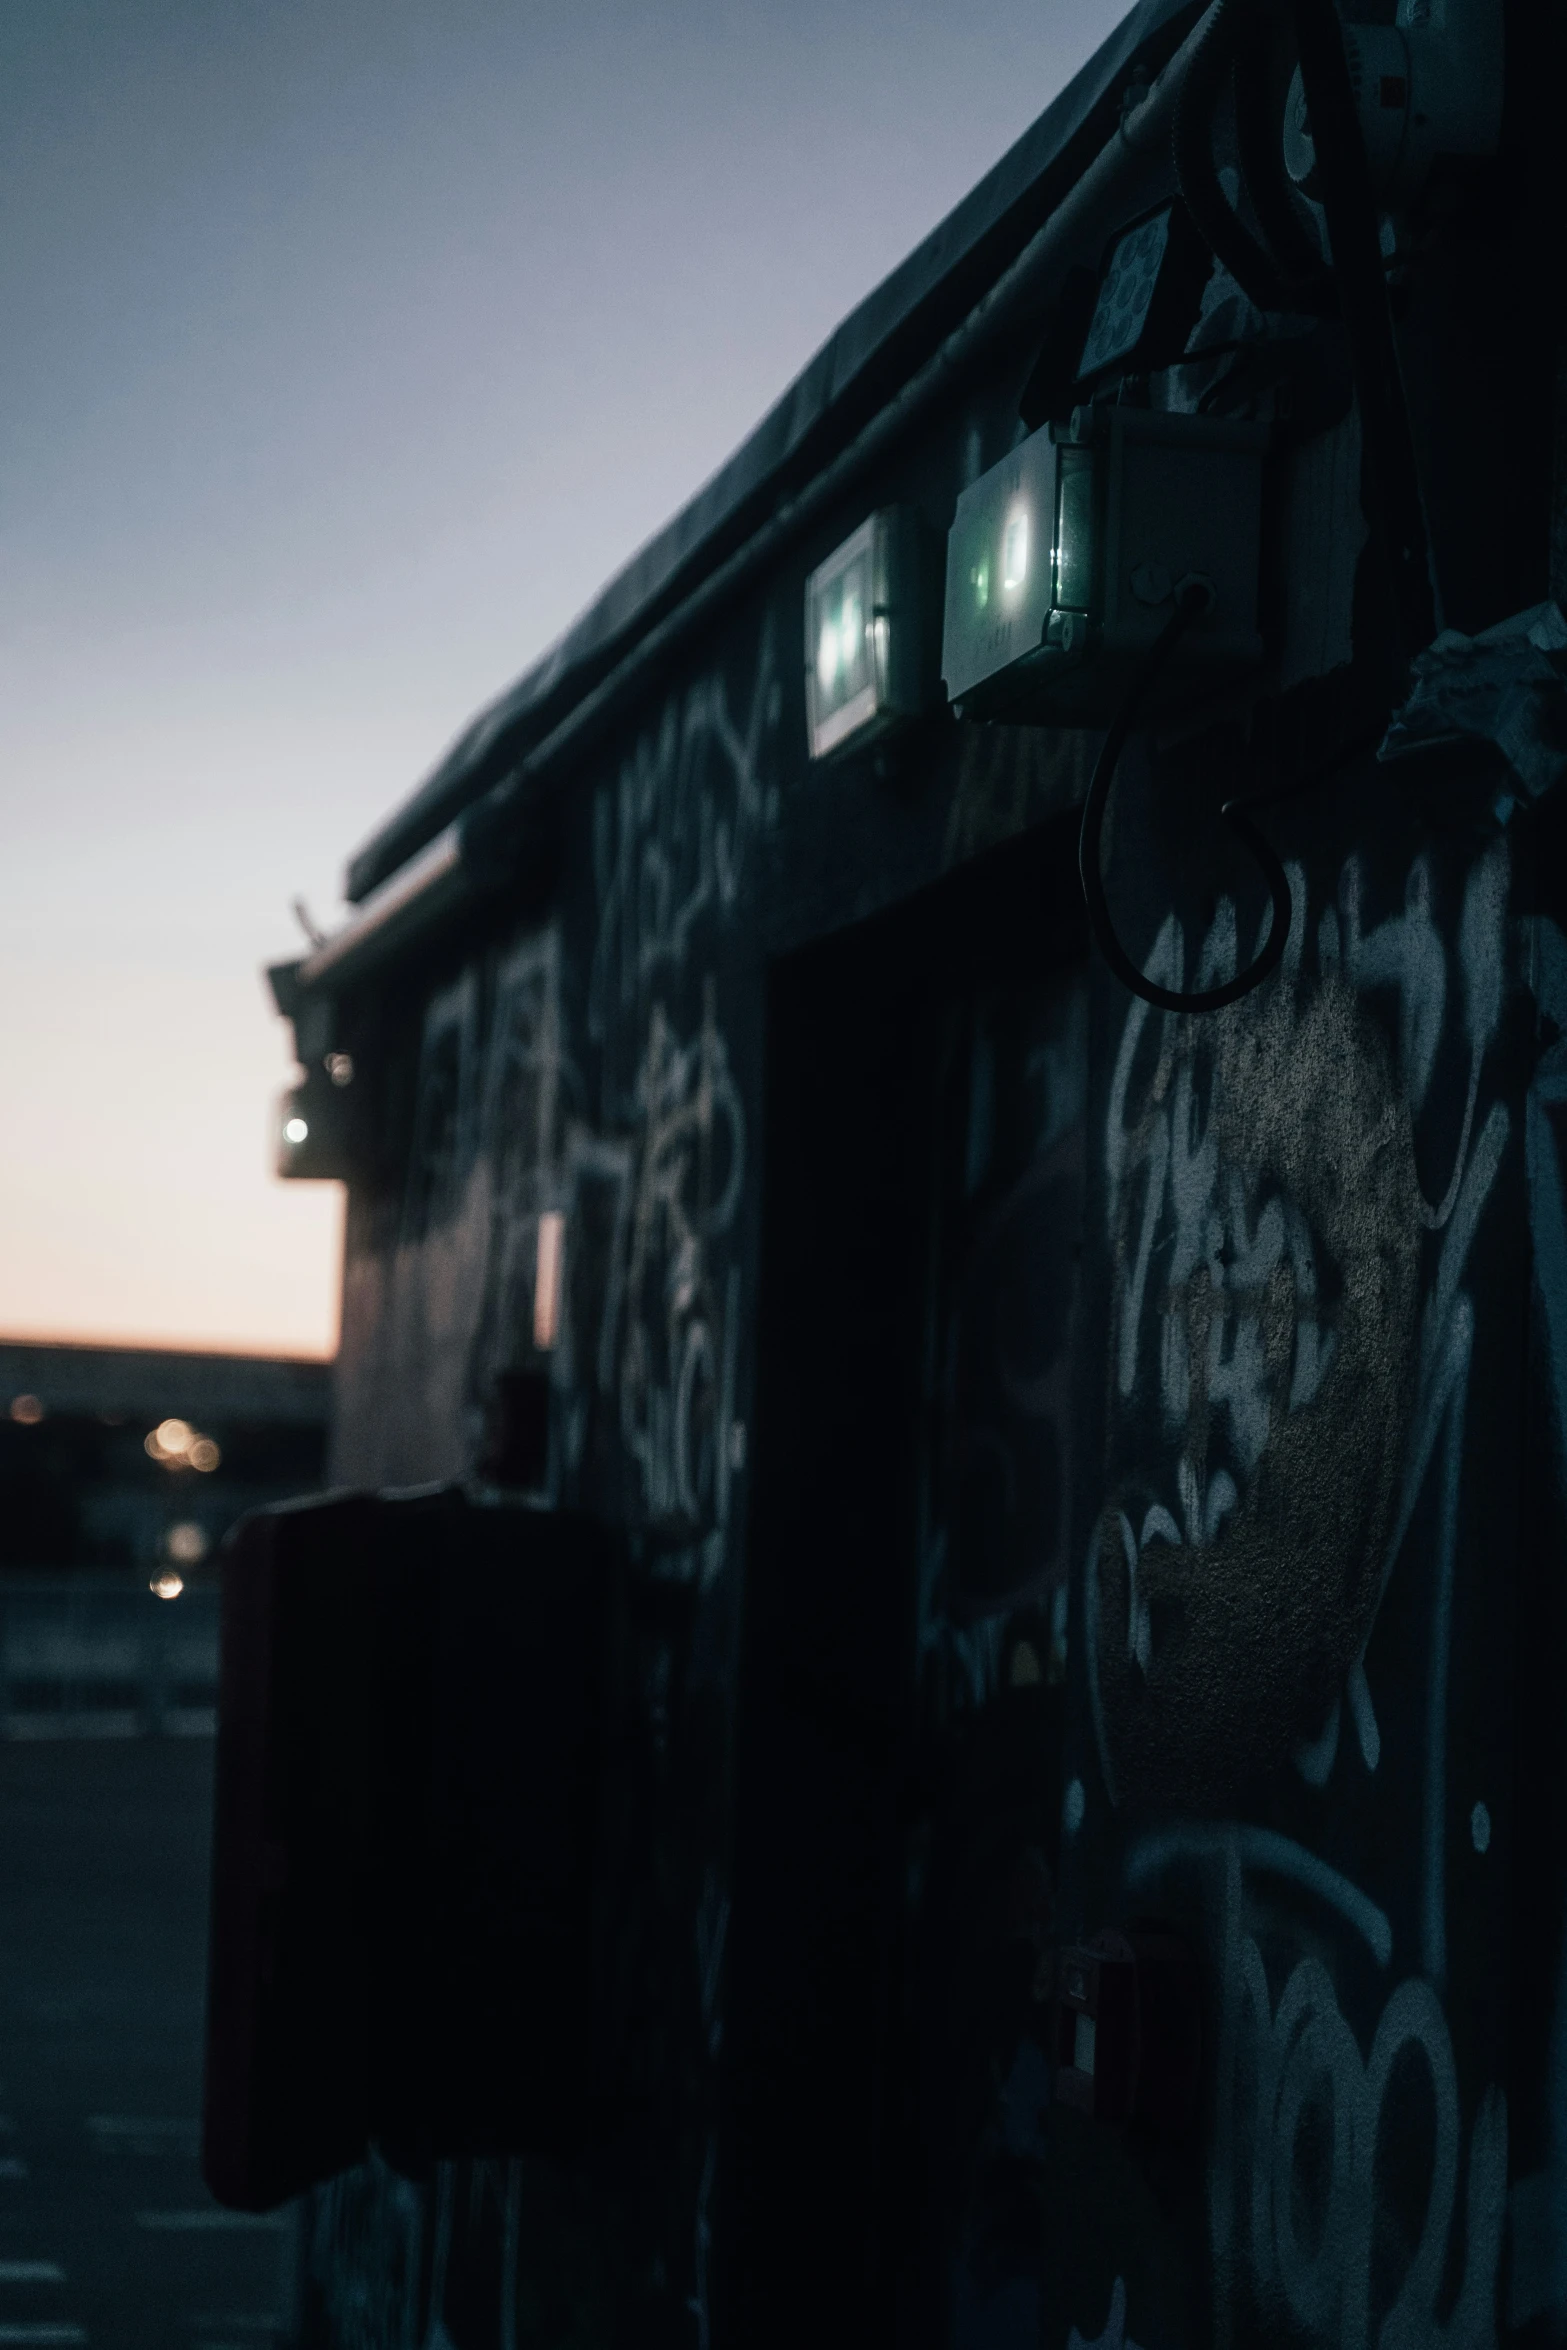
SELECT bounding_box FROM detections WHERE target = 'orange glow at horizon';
[0,953,341,1363]
[0,0,1133,1374]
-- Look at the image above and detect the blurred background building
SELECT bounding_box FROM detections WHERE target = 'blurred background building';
[0,1345,329,2347]
[0,1343,327,1740]
[0,1341,329,1581]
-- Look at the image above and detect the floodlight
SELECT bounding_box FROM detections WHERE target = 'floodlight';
[276,1064,354,1181]
[804,509,936,761]
[941,408,1267,722]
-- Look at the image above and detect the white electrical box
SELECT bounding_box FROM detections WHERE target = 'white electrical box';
[941,409,1268,723]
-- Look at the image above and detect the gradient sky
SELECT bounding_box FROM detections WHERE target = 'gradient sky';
[0,0,1130,1360]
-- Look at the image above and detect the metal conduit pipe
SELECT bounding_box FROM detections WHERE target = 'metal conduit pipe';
[300,1,1222,999]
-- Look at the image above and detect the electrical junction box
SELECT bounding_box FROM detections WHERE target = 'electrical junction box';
[941,408,1267,724]
[804,507,937,761]
[202,1486,637,2211]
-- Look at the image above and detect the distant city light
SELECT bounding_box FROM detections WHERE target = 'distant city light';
[284,1116,309,1144]
[149,1573,184,1601]
[164,1521,208,1564]
[144,1418,220,1471]
[9,1394,43,1426]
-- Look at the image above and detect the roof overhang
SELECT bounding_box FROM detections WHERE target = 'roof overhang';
[340,0,1200,910]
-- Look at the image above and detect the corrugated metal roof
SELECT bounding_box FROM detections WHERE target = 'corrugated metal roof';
[344,0,1196,904]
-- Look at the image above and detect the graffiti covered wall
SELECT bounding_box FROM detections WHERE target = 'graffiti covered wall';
[287,16,1567,2338]
[310,687,1567,2350]
[1044,811,1542,2350]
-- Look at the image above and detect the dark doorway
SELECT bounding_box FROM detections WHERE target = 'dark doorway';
[719,812,1089,2349]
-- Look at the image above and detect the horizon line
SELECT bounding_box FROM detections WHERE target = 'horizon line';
[0,1325,335,1368]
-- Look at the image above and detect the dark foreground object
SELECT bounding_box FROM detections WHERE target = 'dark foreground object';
[204,1490,633,2213]
[0,1737,290,2349]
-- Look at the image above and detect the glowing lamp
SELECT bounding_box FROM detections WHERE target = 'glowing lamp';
[942,429,1060,712]
[941,409,1267,723]
[275,984,358,1183]
[276,1090,317,1176]
[275,1068,353,1181]
[804,509,936,761]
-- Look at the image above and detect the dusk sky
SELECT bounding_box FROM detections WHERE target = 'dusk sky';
[1,0,1129,1360]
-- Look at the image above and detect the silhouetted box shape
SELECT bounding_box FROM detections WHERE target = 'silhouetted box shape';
[1072,203,1210,386]
[1055,1925,1202,2133]
[202,1485,629,2211]
[202,1491,375,2210]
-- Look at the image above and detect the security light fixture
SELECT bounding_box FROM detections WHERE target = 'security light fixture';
[269,967,359,1182]
[276,1086,328,1177]
[804,509,936,761]
[941,408,1267,724]
[276,1053,357,1180]
[203,1489,636,2209]
[1075,204,1210,385]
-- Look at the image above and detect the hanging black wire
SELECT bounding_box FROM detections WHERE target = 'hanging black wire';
[1077,585,1293,1015]
[1171,0,1331,319]
[1232,10,1330,294]
[1172,0,1435,669]
[1285,0,1436,665]
[1073,0,1438,1012]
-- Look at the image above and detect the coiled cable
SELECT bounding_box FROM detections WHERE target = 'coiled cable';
[1232,8,1332,294]
[1172,0,1331,318]
[1077,583,1293,1014]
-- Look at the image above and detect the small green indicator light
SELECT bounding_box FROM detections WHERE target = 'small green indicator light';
[972,558,990,611]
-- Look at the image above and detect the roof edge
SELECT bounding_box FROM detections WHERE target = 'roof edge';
[344,0,1194,905]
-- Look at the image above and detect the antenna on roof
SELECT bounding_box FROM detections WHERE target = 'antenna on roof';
[290,897,327,952]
